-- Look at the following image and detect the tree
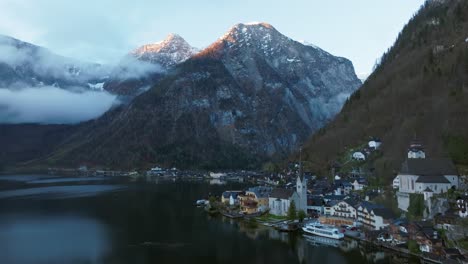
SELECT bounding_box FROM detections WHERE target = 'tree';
[408,193,425,220]
[408,240,421,254]
[288,200,297,220]
[297,210,306,222]
[209,196,217,206]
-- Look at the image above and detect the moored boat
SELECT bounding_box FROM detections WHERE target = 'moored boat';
[302,222,344,239]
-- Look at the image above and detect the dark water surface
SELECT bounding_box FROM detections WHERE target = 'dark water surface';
[0,175,414,264]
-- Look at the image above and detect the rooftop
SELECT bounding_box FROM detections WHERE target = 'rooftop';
[400,158,457,176]
[270,188,294,199]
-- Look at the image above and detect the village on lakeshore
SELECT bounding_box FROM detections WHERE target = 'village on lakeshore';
[43,138,468,262]
[202,139,468,263]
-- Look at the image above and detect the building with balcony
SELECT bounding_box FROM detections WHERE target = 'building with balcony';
[357,201,395,230]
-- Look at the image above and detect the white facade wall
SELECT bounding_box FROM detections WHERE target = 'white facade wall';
[269,198,291,216]
[398,174,419,193]
[368,141,382,149]
[331,201,357,219]
[400,174,458,194]
[393,176,400,189]
[353,152,366,160]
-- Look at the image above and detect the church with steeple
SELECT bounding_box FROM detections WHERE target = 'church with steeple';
[268,175,308,216]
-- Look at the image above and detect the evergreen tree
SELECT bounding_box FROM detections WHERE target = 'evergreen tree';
[288,200,297,220]
[297,210,306,222]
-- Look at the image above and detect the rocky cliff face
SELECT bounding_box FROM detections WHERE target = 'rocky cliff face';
[46,23,361,169]
[200,22,360,133]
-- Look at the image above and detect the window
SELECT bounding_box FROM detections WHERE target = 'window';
[411,179,414,190]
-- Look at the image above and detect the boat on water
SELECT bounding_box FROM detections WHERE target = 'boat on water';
[195,199,208,206]
[302,222,344,239]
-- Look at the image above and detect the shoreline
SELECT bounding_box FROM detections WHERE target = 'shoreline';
[205,208,445,263]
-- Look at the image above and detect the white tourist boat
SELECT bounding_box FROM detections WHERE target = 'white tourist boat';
[302,222,344,240]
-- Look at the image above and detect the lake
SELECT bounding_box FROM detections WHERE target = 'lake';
[0,174,415,264]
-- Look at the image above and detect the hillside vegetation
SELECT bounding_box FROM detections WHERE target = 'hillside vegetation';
[300,0,468,179]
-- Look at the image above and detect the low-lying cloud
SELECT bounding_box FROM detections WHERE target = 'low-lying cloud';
[0,86,118,124]
[111,55,164,80]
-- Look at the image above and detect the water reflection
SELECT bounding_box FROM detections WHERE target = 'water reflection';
[209,179,226,185]
[0,174,59,182]
[0,214,111,264]
[0,185,126,199]
[27,177,109,184]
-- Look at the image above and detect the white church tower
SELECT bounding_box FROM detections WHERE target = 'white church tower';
[296,175,308,212]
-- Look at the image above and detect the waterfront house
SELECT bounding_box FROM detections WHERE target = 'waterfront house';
[324,200,339,216]
[396,158,459,211]
[330,198,359,219]
[307,195,324,215]
[221,191,243,205]
[357,201,395,230]
[238,186,272,214]
[269,176,307,216]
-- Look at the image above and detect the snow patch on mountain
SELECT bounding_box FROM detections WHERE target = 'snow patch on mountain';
[130,34,198,69]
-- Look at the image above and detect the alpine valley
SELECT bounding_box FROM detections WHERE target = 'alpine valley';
[0,22,361,171]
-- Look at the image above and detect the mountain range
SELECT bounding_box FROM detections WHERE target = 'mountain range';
[0,34,109,89]
[0,22,361,170]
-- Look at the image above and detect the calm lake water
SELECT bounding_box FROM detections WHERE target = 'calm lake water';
[0,174,415,264]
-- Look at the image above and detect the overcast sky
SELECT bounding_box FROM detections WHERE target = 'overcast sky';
[0,0,425,76]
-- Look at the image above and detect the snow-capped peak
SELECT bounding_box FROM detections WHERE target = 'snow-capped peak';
[130,34,199,69]
[298,40,320,49]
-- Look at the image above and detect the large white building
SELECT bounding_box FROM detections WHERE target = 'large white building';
[330,199,358,219]
[357,202,395,230]
[397,158,459,211]
[269,176,307,216]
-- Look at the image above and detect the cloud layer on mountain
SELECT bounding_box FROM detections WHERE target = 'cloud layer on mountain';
[0,86,118,124]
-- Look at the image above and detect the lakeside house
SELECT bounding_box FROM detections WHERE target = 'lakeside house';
[330,198,359,219]
[238,186,272,214]
[268,176,307,216]
[307,195,324,215]
[221,191,244,205]
[357,201,395,230]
